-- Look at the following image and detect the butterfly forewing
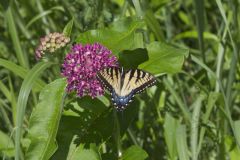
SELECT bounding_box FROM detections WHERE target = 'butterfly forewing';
[122,69,156,95]
[97,67,121,94]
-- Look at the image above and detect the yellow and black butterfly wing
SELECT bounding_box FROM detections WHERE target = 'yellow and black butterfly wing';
[97,67,121,93]
[121,69,157,95]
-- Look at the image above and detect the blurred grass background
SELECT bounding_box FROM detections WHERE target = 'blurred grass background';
[0,0,240,159]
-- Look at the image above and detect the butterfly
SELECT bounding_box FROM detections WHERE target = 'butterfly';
[97,67,157,110]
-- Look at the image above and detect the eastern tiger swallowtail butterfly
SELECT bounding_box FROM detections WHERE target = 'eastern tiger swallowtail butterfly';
[97,67,157,110]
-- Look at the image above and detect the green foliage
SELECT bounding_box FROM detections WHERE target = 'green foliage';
[122,145,148,160]
[15,62,53,159]
[76,17,145,54]
[0,0,240,160]
[67,144,101,160]
[0,130,14,158]
[139,42,188,74]
[25,78,66,160]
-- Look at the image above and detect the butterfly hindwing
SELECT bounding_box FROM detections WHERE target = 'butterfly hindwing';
[97,67,156,110]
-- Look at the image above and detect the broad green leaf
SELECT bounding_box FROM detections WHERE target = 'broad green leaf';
[76,17,144,54]
[0,130,14,158]
[176,124,189,160]
[63,19,74,37]
[53,99,140,160]
[67,144,101,160]
[110,17,143,32]
[15,62,53,160]
[119,48,148,69]
[52,96,109,160]
[25,78,66,160]
[139,42,189,75]
[164,113,178,160]
[122,145,148,160]
[77,96,107,114]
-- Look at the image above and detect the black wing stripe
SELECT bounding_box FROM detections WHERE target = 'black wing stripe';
[129,69,135,82]
[115,68,119,79]
[135,78,156,94]
[110,67,114,80]
[136,69,141,83]
[142,71,146,78]
[97,73,112,91]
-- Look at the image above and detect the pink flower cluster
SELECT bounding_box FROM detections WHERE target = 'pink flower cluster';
[61,43,118,98]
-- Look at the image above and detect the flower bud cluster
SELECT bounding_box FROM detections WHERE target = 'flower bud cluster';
[35,32,70,60]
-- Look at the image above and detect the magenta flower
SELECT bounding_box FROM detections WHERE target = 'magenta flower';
[61,43,118,98]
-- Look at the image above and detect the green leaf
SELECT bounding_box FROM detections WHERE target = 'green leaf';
[163,78,191,121]
[176,124,189,160]
[6,6,29,68]
[119,48,148,69]
[77,96,107,114]
[139,42,189,75]
[25,78,66,160]
[144,10,164,41]
[26,6,65,29]
[67,144,101,160]
[52,96,109,160]
[76,17,144,54]
[163,113,178,160]
[225,136,240,160]
[0,81,11,102]
[0,130,14,158]
[234,120,240,147]
[63,18,74,37]
[198,92,220,153]
[194,0,205,61]
[122,145,148,160]
[190,95,204,160]
[14,62,53,160]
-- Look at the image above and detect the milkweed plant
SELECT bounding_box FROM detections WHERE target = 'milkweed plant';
[1,1,240,160]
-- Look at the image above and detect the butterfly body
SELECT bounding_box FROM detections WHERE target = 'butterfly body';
[111,89,134,108]
[97,67,156,110]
